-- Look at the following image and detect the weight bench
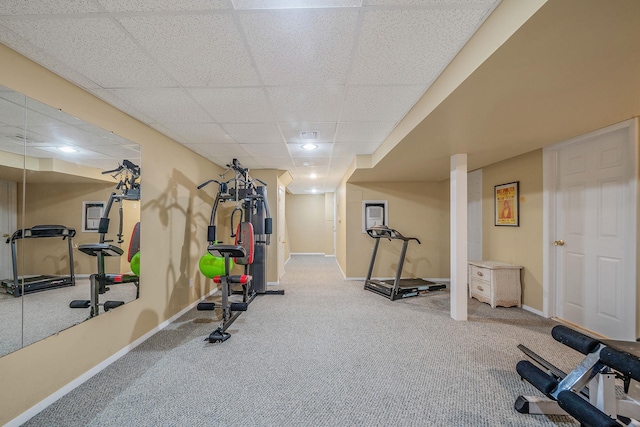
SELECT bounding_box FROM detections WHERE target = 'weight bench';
[69,243,139,317]
[197,242,254,343]
[515,325,640,426]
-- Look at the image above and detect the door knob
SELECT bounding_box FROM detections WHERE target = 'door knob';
[554,240,565,246]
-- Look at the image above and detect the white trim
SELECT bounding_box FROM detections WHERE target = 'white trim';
[450,154,468,321]
[543,118,637,337]
[5,294,214,427]
[362,200,388,233]
[324,254,335,258]
[289,252,325,255]
[522,304,545,318]
[284,255,292,265]
[336,259,346,279]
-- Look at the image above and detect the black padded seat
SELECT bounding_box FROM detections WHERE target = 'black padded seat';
[78,243,124,257]
[207,244,246,258]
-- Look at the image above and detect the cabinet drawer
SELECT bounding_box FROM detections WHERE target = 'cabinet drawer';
[469,265,492,283]
[469,277,491,299]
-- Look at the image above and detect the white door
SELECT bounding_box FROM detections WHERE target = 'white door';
[0,180,18,280]
[277,185,285,281]
[553,121,636,340]
[467,169,482,262]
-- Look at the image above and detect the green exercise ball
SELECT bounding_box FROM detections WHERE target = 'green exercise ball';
[199,252,232,279]
[130,251,140,276]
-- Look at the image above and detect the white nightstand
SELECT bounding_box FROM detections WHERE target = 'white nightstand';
[468,260,523,308]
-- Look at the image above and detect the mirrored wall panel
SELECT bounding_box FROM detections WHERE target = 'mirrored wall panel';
[0,84,141,357]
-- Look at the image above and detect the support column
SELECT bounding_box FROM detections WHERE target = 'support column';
[450,154,468,321]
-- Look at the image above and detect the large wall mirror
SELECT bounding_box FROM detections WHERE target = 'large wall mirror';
[0,83,141,358]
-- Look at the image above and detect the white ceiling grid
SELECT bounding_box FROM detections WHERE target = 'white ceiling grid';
[0,0,499,193]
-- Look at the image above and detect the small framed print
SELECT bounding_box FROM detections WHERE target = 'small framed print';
[494,181,519,226]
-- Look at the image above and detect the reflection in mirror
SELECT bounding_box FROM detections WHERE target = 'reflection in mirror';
[0,85,140,356]
[0,84,26,357]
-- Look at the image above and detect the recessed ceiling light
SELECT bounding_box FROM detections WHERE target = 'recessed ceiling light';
[310,189,317,193]
[310,173,317,179]
[58,146,77,153]
[302,143,318,151]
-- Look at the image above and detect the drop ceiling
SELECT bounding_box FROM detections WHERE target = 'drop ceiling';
[0,0,500,193]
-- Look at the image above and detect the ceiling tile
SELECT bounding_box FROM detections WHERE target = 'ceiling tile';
[0,24,104,90]
[233,0,362,9]
[267,86,344,122]
[117,14,260,87]
[0,1,101,14]
[256,157,295,169]
[241,143,290,158]
[184,142,249,159]
[292,156,330,167]
[1,17,174,88]
[279,122,337,143]
[334,122,395,143]
[104,88,212,124]
[27,125,114,147]
[341,85,425,122]
[189,88,275,123]
[98,0,233,12]
[160,122,234,145]
[349,8,491,85]
[239,9,358,85]
[222,123,283,144]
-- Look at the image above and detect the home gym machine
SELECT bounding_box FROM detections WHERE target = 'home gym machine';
[1,225,76,296]
[197,158,283,343]
[515,325,640,426]
[364,225,445,301]
[69,160,140,317]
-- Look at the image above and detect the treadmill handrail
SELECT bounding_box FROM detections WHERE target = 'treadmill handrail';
[6,225,76,243]
[366,225,420,244]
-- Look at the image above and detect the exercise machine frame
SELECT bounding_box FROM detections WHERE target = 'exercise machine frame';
[70,160,140,317]
[1,225,76,296]
[364,225,445,301]
[516,324,640,426]
[197,158,282,343]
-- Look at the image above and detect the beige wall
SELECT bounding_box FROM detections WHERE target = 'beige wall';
[0,44,229,425]
[480,149,543,311]
[19,182,139,275]
[285,194,326,253]
[324,192,335,256]
[344,181,450,279]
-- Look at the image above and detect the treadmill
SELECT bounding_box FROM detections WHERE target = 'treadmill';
[364,225,445,301]
[1,225,76,296]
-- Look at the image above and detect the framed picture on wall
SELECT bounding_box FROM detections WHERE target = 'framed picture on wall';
[494,181,519,226]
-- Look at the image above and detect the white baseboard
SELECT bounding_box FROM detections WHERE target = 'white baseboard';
[335,260,346,279]
[522,304,546,317]
[6,292,213,427]
[324,254,335,258]
[290,252,325,256]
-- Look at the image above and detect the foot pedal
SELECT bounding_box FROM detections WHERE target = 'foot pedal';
[208,328,230,343]
[197,302,216,310]
[104,301,124,311]
[69,300,90,308]
[230,302,248,311]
